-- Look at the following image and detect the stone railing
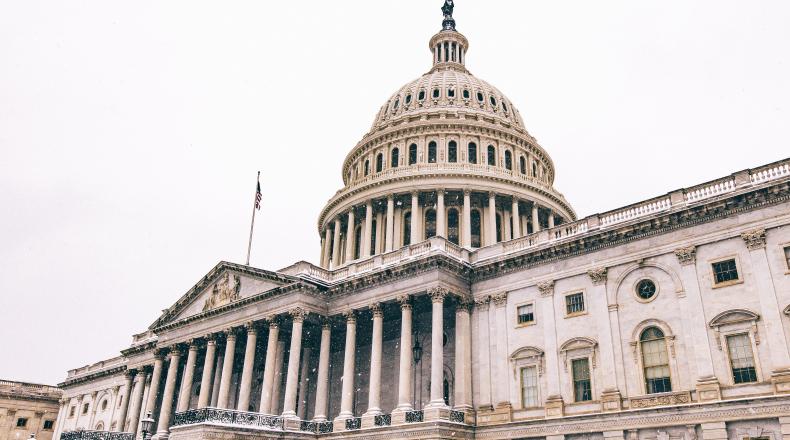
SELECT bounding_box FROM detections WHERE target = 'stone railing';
[60,431,133,440]
[405,410,424,423]
[172,408,284,431]
[344,417,362,431]
[684,177,736,203]
[751,160,790,184]
[374,414,392,427]
[599,197,672,228]
[299,420,333,434]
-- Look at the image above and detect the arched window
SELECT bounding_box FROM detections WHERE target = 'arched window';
[364,160,370,176]
[487,145,496,166]
[505,150,513,170]
[353,225,362,260]
[375,153,383,173]
[403,212,412,246]
[447,208,459,245]
[101,400,108,411]
[428,141,437,163]
[95,422,104,432]
[409,144,418,165]
[425,209,437,239]
[496,213,503,242]
[520,156,527,174]
[640,327,672,394]
[471,209,482,248]
[532,162,538,177]
[391,148,399,168]
[468,142,478,164]
[448,141,458,163]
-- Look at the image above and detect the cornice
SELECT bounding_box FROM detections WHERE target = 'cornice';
[58,365,127,389]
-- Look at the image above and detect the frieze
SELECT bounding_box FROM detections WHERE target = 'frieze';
[629,391,691,409]
[203,272,241,312]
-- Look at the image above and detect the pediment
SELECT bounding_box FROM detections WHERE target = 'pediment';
[709,309,760,328]
[149,261,300,329]
[559,337,597,353]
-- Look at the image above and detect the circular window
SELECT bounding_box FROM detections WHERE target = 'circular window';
[636,279,657,301]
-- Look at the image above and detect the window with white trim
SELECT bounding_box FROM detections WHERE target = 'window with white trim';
[571,358,592,402]
[517,303,534,325]
[784,246,790,270]
[712,258,739,285]
[727,333,758,384]
[520,366,539,407]
[565,292,585,315]
[640,327,672,394]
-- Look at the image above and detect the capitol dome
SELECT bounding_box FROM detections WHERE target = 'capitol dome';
[317,5,575,269]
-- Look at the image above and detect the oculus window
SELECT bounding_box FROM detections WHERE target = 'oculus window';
[636,279,657,301]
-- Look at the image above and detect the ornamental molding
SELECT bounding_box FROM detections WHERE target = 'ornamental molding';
[288,307,308,323]
[587,267,608,285]
[509,346,545,376]
[490,292,508,307]
[342,310,357,323]
[370,303,384,318]
[537,280,555,297]
[396,294,413,310]
[428,286,450,303]
[630,391,692,409]
[708,309,761,350]
[674,246,697,266]
[474,295,491,310]
[741,228,767,250]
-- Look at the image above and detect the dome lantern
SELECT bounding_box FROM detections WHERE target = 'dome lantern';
[431,1,468,71]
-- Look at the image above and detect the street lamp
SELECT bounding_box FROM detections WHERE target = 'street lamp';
[140,412,155,440]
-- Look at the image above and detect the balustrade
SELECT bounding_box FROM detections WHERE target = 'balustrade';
[172,408,284,431]
[60,432,133,440]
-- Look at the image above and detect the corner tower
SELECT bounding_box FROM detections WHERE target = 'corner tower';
[317,1,575,269]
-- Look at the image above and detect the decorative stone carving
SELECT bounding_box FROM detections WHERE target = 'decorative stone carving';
[537,280,555,297]
[587,267,608,285]
[455,296,473,313]
[428,286,449,303]
[674,246,697,266]
[203,272,241,311]
[396,294,412,310]
[289,307,308,322]
[509,346,545,376]
[559,337,598,371]
[629,390,692,409]
[474,295,490,311]
[741,228,767,250]
[343,309,357,323]
[243,322,257,334]
[370,303,383,318]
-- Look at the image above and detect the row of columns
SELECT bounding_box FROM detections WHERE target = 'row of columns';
[320,190,559,269]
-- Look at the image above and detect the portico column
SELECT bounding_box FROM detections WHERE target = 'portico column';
[531,203,541,232]
[487,192,497,245]
[427,287,449,409]
[410,191,420,243]
[144,353,164,426]
[335,311,357,422]
[511,197,521,239]
[216,329,237,409]
[394,296,413,412]
[282,308,308,420]
[462,190,472,247]
[116,371,135,432]
[437,190,446,238]
[344,210,355,262]
[237,323,258,412]
[363,201,373,257]
[385,195,395,251]
[297,348,312,420]
[197,335,217,408]
[313,319,332,422]
[364,304,384,417]
[454,298,473,410]
[176,341,198,413]
[155,347,182,439]
[322,228,332,268]
[331,218,342,268]
[127,370,148,437]
[259,320,280,414]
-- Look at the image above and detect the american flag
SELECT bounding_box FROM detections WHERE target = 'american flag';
[255,180,262,210]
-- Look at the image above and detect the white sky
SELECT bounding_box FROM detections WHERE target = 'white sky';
[1,0,788,385]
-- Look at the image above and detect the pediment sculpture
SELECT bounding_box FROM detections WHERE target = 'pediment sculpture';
[203,272,241,311]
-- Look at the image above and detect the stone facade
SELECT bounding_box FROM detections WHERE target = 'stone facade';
[0,380,61,440]
[54,3,790,440]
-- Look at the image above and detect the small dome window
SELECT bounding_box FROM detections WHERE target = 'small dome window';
[433,88,440,99]
[502,101,509,112]
[418,90,426,101]
[405,94,412,105]
[476,91,484,102]
[448,88,455,98]
[490,96,498,107]
[463,89,470,99]
[393,99,400,110]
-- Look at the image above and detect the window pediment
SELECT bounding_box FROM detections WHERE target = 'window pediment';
[709,309,761,350]
[559,337,598,371]
[510,346,545,376]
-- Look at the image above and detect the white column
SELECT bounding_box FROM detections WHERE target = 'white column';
[363,201,373,257]
[270,341,285,414]
[322,228,332,268]
[454,299,473,410]
[462,190,472,248]
[548,209,555,229]
[385,195,395,251]
[297,348,312,420]
[282,308,307,419]
[313,320,332,422]
[259,320,280,414]
[216,329,237,409]
[538,281,563,416]
[344,210,355,263]
[395,296,413,412]
[427,287,449,408]
[331,218,342,268]
[375,212,384,254]
[144,354,164,426]
[197,336,216,409]
[364,304,384,416]
[127,371,147,437]
[155,347,182,438]
[437,190,446,238]
[487,192,497,245]
[410,191,420,243]
[531,203,541,233]
[176,342,198,413]
[210,352,223,407]
[474,297,492,410]
[511,197,521,239]
[237,323,258,412]
[116,372,135,432]
[336,311,357,420]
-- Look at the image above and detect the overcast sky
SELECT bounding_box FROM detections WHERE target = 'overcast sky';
[1,0,788,385]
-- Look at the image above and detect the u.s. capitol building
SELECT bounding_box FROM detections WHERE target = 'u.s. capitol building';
[54,3,790,440]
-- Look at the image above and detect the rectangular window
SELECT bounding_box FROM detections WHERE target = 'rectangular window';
[727,333,758,384]
[16,418,28,428]
[572,358,592,402]
[565,292,585,315]
[520,366,539,407]
[43,420,54,430]
[784,246,790,270]
[82,403,89,414]
[517,304,535,324]
[712,259,739,285]
[69,406,75,417]
[642,339,672,393]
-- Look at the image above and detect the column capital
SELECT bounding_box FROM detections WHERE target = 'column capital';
[320,316,333,330]
[289,307,308,323]
[396,294,413,310]
[410,190,420,198]
[204,333,218,344]
[266,316,281,329]
[674,246,697,266]
[436,188,446,196]
[370,303,384,318]
[741,228,767,250]
[153,348,166,360]
[463,189,472,197]
[537,280,555,297]
[455,296,473,313]
[387,194,394,201]
[168,346,183,358]
[342,309,357,324]
[474,295,490,310]
[587,267,608,285]
[491,292,508,307]
[124,369,138,379]
[223,327,238,339]
[488,191,496,199]
[428,286,449,303]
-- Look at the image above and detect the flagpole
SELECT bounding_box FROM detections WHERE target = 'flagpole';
[245,171,260,266]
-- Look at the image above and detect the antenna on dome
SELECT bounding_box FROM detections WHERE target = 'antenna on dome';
[441,0,456,31]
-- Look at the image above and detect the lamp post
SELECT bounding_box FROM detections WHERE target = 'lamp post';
[140,413,155,440]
